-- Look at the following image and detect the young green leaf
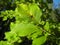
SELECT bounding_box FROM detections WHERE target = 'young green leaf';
[44,22,49,31]
[32,36,47,45]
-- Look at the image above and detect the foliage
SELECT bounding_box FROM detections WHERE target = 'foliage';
[0,0,60,45]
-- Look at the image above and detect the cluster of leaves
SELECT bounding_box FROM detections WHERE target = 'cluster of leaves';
[0,0,60,45]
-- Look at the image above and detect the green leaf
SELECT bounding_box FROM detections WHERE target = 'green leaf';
[32,36,47,45]
[15,3,28,16]
[5,32,21,43]
[11,22,40,36]
[0,41,11,45]
[44,22,49,31]
[29,3,42,23]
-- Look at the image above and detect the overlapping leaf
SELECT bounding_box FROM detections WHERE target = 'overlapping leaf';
[15,3,42,23]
